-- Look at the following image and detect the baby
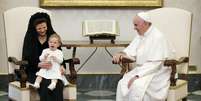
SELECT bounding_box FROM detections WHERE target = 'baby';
[33,33,68,90]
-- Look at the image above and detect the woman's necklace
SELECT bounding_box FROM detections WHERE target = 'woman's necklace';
[38,35,47,44]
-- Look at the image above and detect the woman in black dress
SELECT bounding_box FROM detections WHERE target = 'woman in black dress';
[22,12,65,101]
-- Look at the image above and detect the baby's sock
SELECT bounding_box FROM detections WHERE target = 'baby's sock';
[48,82,56,90]
[33,82,40,89]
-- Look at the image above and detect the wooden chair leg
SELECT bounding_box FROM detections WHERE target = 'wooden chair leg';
[182,97,187,101]
[9,98,13,101]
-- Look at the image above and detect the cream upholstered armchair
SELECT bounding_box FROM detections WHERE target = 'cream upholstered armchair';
[148,7,192,101]
[4,7,79,101]
[118,7,192,101]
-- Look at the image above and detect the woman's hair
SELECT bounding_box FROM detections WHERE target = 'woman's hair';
[33,18,48,27]
[49,33,62,45]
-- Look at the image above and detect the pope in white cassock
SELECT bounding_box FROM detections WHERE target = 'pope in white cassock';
[113,12,175,101]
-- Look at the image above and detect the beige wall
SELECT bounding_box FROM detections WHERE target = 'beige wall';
[0,0,201,74]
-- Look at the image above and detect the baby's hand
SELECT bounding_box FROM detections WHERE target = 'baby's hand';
[50,55,57,62]
[44,53,49,59]
[41,53,49,62]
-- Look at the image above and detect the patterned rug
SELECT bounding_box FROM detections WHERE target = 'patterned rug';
[85,90,115,97]
[0,91,7,96]
[88,100,114,101]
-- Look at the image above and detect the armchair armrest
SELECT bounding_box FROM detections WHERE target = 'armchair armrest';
[112,56,135,75]
[8,57,28,66]
[8,57,28,88]
[164,57,189,86]
[64,58,80,84]
[113,56,189,87]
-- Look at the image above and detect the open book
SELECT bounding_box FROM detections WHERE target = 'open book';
[82,20,120,36]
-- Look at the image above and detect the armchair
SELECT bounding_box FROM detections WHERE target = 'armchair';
[116,7,192,101]
[148,7,192,101]
[4,7,79,101]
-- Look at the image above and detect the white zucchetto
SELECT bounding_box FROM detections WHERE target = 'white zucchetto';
[137,12,151,22]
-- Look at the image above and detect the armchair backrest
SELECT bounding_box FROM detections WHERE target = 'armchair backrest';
[4,7,51,74]
[147,7,192,74]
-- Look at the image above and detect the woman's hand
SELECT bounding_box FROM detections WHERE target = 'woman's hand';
[38,61,52,69]
[60,65,66,75]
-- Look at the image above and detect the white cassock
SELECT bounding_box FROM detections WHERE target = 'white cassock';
[116,25,175,101]
[36,48,69,86]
